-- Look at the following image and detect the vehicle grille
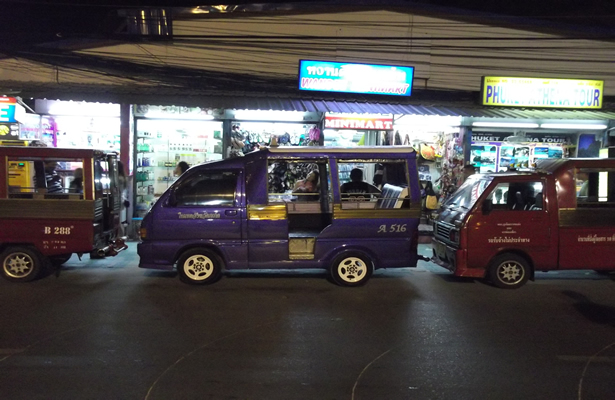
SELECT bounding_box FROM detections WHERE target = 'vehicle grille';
[435,221,452,240]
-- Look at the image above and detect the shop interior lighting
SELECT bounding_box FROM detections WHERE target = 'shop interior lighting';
[234,110,305,121]
[472,122,539,129]
[46,100,121,117]
[143,111,214,120]
[539,123,607,130]
[395,115,461,127]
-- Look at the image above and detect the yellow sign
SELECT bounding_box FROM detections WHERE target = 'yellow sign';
[481,77,604,109]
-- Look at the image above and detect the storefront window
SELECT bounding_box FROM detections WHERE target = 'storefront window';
[134,118,224,217]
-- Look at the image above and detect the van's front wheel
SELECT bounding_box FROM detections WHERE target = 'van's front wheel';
[488,253,530,289]
[177,248,222,285]
[330,252,373,287]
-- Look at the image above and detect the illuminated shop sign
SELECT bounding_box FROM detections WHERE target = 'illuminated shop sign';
[0,123,19,138]
[299,60,414,96]
[325,115,394,130]
[0,97,17,123]
[472,132,573,144]
[481,77,604,109]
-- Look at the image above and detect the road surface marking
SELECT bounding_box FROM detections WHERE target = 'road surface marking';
[558,355,615,363]
[0,349,26,355]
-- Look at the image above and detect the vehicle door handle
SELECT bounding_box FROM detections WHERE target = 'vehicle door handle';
[225,210,237,216]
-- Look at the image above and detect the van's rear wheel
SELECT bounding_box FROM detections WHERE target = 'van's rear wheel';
[177,248,222,285]
[0,246,43,282]
[330,252,373,287]
[488,253,530,289]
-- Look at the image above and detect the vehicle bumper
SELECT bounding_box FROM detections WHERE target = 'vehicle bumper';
[137,242,173,270]
[431,238,484,278]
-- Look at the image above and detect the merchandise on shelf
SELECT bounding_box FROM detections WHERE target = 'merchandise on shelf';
[133,119,224,217]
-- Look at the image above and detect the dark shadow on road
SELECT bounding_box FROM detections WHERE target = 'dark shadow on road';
[436,274,480,284]
[562,290,615,327]
[142,270,177,278]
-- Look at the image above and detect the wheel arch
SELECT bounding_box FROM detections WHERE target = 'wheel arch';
[0,243,41,255]
[323,245,378,270]
[173,243,227,270]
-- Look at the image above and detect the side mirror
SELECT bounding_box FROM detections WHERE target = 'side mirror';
[482,199,493,215]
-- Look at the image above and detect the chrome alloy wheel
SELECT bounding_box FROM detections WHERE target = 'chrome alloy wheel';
[4,252,35,278]
[183,254,215,281]
[336,256,368,284]
[496,261,525,285]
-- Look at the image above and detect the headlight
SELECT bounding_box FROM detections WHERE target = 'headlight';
[139,228,147,240]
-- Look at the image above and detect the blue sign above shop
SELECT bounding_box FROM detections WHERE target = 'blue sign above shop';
[298,60,414,96]
[0,97,17,123]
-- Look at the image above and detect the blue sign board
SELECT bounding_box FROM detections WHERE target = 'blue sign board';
[298,60,414,96]
[0,99,16,123]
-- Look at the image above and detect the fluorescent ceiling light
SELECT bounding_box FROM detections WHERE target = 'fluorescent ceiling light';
[540,123,607,130]
[144,111,214,120]
[234,110,305,121]
[472,122,539,129]
[395,115,461,127]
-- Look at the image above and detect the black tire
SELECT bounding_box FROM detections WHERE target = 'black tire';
[50,253,72,266]
[330,252,373,287]
[488,253,530,289]
[0,246,43,282]
[177,248,223,285]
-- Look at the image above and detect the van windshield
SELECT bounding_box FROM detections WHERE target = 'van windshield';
[443,176,493,209]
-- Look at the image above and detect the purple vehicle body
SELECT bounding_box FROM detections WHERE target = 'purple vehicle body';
[138,146,422,286]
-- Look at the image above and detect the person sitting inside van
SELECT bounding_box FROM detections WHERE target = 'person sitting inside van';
[44,161,64,194]
[69,168,83,193]
[292,170,319,200]
[340,168,381,201]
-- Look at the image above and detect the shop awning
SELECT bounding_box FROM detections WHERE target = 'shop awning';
[224,96,615,120]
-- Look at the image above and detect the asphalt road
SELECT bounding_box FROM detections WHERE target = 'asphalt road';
[1,243,614,400]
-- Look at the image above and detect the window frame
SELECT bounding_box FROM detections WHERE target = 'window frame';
[171,169,240,208]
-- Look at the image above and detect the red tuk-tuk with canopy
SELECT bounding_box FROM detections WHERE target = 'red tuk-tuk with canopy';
[0,146,127,281]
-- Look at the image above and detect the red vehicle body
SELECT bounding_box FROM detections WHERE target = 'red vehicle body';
[0,146,127,282]
[432,158,615,288]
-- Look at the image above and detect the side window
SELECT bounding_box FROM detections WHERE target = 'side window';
[174,171,237,207]
[487,181,543,211]
[576,168,613,206]
[268,161,328,203]
[94,160,110,195]
[8,157,83,199]
[338,160,409,209]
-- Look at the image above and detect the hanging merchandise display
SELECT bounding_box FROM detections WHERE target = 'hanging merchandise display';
[228,122,319,158]
[435,130,465,201]
[419,143,438,161]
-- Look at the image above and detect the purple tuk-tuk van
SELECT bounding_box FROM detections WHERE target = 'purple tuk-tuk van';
[138,146,422,286]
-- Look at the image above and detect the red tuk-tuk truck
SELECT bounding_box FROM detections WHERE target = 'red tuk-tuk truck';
[432,158,615,288]
[0,146,127,282]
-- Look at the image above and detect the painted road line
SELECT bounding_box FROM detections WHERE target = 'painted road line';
[558,355,615,363]
[0,349,26,355]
